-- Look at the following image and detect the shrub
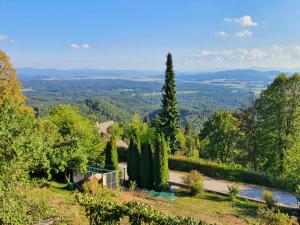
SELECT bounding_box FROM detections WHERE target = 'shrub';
[227,183,240,201]
[263,191,277,209]
[257,207,297,225]
[182,170,204,196]
[82,178,100,195]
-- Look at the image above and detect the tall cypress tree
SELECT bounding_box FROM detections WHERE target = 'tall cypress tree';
[139,139,154,189]
[127,134,141,183]
[104,136,119,170]
[159,53,180,153]
[153,133,169,191]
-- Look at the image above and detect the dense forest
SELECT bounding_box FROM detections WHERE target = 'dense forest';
[20,69,275,132]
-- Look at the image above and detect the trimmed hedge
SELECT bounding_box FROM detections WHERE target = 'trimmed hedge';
[169,156,299,192]
[118,149,299,192]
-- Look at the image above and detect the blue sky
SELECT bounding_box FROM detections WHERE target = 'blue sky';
[1,0,300,71]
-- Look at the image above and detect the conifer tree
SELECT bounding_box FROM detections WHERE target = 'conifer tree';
[104,136,119,170]
[127,134,141,183]
[139,139,154,189]
[159,53,180,153]
[154,133,169,191]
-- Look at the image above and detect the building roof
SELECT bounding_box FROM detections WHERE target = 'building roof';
[96,121,128,149]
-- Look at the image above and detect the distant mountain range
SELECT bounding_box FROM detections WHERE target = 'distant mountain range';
[17,68,287,82]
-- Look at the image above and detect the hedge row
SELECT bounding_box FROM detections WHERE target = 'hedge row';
[80,197,210,225]
[169,156,299,192]
[119,148,299,192]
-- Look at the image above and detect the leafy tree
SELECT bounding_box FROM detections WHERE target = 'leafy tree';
[28,118,60,178]
[0,51,53,224]
[104,135,119,170]
[0,51,32,114]
[159,53,180,153]
[49,105,101,183]
[235,93,260,170]
[153,133,169,191]
[256,73,300,175]
[200,110,241,163]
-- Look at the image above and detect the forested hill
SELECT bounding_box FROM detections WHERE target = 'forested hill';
[18,68,280,81]
[19,68,285,131]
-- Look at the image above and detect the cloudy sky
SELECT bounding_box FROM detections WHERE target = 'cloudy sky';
[1,0,300,71]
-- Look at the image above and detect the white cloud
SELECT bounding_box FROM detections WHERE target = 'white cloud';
[214,31,228,37]
[234,29,252,38]
[70,43,80,49]
[224,15,258,27]
[0,35,8,41]
[193,44,300,68]
[82,43,90,49]
[70,43,91,49]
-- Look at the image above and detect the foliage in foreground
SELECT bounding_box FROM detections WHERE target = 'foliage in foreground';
[0,51,56,224]
[79,195,211,225]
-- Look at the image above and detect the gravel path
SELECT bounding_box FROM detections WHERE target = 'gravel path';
[119,163,299,208]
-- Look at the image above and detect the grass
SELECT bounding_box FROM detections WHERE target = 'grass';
[118,189,261,225]
[25,180,89,225]
[25,180,262,225]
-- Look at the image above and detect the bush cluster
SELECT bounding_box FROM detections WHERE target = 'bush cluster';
[169,156,299,192]
[79,196,211,225]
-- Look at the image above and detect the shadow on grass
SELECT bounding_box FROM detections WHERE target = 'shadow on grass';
[202,193,227,202]
[48,179,69,191]
[173,188,192,197]
[232,200,260,217]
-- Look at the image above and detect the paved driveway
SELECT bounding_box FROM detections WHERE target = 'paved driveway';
[119,163,299,208]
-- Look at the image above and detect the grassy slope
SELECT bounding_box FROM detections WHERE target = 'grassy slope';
[25,181,89,225]
[25,181,262,225]
[119,191,260,225]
